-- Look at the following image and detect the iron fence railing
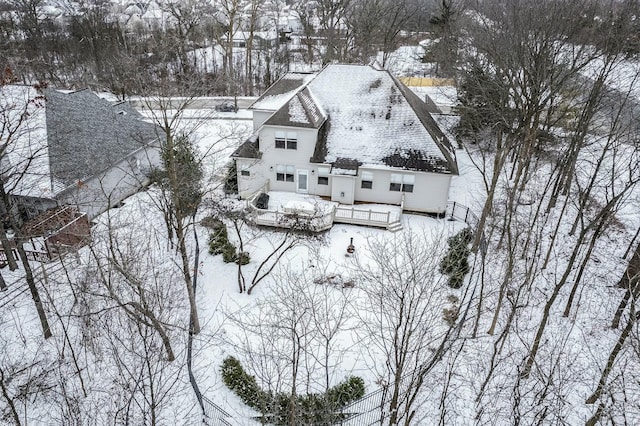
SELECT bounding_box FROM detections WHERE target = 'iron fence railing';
[446,201,486,257]
[446,201,479,228]
[202,396,233,426]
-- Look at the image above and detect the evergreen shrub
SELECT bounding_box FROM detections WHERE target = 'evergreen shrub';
[220,356,365,425]
[439,227,473,288]
[207,219,229,255]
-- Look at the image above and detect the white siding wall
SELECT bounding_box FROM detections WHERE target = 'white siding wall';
[309,165,332,197]
[259,126,318,192]
[353,168,451,213]
[57,143,161,219]
[331,175,356,204]
[236,122,453,214]
[252,110,274,131]
[236,157,268,198]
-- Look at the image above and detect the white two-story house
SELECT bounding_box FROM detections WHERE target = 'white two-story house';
[231,63,458,214]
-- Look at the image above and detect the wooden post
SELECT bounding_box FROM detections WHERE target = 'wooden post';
[368,209,372,221]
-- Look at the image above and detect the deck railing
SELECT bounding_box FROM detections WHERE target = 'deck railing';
[334,207,391,228]
[252,208,334,232]
[246,187,404,232]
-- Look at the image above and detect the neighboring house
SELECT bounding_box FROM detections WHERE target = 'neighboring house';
[228,30,278,49]
[0,85,161,223]
[232,63,458,215]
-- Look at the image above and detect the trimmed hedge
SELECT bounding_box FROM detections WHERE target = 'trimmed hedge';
[220,356,365,425]
[207,220,250,264]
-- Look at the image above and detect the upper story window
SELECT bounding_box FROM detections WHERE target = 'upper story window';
[317,167,329,185]
[275,131,298,150]
[390,174,415,192]
[361,171,373,189]
[276,164,295,182]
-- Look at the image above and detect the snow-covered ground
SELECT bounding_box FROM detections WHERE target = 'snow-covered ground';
[4,81,640,423]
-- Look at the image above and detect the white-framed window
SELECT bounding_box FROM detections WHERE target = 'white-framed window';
[317,167,329,185]
[240,164,250,177]
[389,173,415,192]
[275,131,298,150]
[276,164,295,182]
[361,171,373,189]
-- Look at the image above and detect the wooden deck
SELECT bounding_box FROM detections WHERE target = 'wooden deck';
[248,189,404,232]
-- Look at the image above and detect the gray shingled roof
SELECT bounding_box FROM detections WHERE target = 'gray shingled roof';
[263,88,326,129]
[249,72,315,111]
[232,134,261,159]
[45,89,159,186]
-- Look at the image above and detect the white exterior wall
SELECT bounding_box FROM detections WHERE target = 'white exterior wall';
[331,175,356,204]
[56,143,161,219]
[353,168,451,213]
[308,164,332,197]
[236,157,268,198]
[259,125,318,193]
[252,110,274,131]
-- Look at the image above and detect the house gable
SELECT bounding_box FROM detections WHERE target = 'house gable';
[263,88,326,129]
[249,72,315,113]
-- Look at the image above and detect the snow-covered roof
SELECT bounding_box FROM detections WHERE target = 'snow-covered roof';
[260,64,457,174]
[231,30,278,42]
[264,87,326,128]
[249,72,315,111]
[416,86,458,108]
[0,85,57,199]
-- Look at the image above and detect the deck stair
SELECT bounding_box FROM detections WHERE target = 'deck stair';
[387,221,403,233]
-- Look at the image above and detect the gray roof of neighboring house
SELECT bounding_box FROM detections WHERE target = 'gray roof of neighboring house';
[45,88,159,187]
[232,134,261,159]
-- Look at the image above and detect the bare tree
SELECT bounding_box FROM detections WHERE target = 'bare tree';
[0,76,51,339]
[352,230,460,425]
[225,261,356,423]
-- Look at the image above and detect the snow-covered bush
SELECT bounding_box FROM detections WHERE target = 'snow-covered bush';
[439,227,473,288]
[220,356,365,424]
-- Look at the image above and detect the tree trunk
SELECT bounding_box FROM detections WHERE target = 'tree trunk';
[0,366,21,426]
[176,220,200,335]
[586,311,640,405]
[0,225,18,271]
[16,244,51,339]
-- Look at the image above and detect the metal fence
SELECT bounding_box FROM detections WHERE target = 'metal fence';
[202,396,233,426]
[446,201,487,257]
[446,201,479,228]
[335,386,385,425]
